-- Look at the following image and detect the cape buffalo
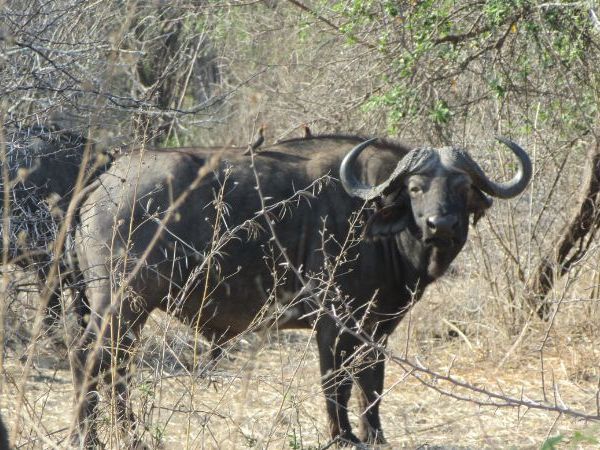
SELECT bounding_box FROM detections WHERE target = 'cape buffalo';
[0,124,109,328]
[72,134,531,446]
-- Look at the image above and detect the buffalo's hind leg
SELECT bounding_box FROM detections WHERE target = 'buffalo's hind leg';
[70,313,106,448]
[70,293,147,448]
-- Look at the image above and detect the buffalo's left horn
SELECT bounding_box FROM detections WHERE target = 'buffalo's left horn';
[459,137,532,199]
[339,138,381,201]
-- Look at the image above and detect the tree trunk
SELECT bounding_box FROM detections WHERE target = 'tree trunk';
[526,138,600,318]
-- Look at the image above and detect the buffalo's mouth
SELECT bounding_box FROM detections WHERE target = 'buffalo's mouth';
[411,226,460,248]
[424,236,458,248]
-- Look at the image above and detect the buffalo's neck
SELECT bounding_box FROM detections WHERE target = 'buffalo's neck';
[367,233,432,303]
[352,229,466,336]
[343,235,426,336]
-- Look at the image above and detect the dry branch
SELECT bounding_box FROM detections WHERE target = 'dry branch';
[335,315,600,423]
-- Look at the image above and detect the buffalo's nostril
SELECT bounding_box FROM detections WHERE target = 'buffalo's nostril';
[426,215,458,235]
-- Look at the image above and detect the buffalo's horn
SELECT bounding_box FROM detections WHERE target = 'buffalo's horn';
[457,137,532,199]
[340,138,381,201]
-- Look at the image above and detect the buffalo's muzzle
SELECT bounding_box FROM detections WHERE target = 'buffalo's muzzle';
[424,214,460,247]
[426,214,457,236]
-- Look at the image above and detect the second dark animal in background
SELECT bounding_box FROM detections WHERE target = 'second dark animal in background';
[0,124,112,330]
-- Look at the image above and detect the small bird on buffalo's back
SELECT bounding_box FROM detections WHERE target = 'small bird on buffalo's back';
[302,123,312,139]
[244,124,266,154]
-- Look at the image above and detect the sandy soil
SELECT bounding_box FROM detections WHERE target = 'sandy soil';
[1,312,599,449]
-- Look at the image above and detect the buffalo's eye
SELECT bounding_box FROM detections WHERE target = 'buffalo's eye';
[409,185,422,195]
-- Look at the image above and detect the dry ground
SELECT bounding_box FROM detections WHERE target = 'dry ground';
[1,268,600,449]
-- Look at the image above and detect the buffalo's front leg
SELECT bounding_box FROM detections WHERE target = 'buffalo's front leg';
[316,323,360,445]
[355,350,386,444]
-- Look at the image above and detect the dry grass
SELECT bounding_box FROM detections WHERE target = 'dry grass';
[2,265,600,449]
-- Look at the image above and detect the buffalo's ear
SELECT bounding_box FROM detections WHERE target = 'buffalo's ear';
[468,187,493,225]
[363,202,411,239]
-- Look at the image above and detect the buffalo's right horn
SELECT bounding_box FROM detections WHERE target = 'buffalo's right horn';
[339,138,381,201]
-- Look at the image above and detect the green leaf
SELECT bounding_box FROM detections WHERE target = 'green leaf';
[571,430,599,445]
[541,434,564,450]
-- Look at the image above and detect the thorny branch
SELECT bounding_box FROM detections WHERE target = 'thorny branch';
[330,309,600,423]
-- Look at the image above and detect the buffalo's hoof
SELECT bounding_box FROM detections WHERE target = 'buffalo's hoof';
[359,428,387,446]
[124,436,151,450]
[536,302,552,321]
[334,432,363,447]
[69,431,103,449]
